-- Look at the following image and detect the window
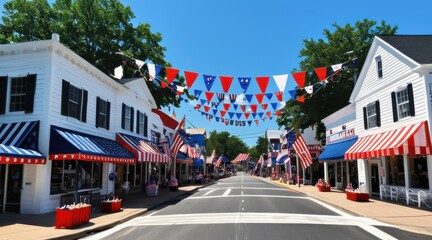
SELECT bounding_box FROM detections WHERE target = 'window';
[96,97,111,130]
[410,155,429,189]
[50,160,102,194]
[121,103,134,132]
[386,156,405,186]
[363,101,380,129]
[391,83,415,122]
[0,74,37,114]
[136,111,146,136]
[375,56,383,78]
[61,80,88,122]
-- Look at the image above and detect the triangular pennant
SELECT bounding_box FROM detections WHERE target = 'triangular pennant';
[252,112,257,119]
[238,77,251,93]
[166,67,180,84]
[203,74,216,91]
[261,103,268,110]
[184,71,199,88]
[229,94,237,103]
[275,91,283,101]
[220,76,234,93]
[245,94,254,103]
[305,85,314,94]
[258,112,264,118]
[211,102,220,108]
[292,71,306,88]
[250,104,257,113]
[215,117,220,122]
[314,67,327,81]
[200,99,206,106]
[240,105,246,112]
[236,112,242,119]
[216,93,225,102]
[205,91,214,103]
[266,111,272,117]
[255,76,270,93]
[255,120,259,126]
[228,112,235,119]
[331,63,343,73]
[147,63,156,80]
[113,65,123,79]
[244,112,250,119]
[271,102,278,111]
[297,95,305,103]
[204,106,210,112]
[155,65,163,76]
[220,110,227,118]
[255,93,264,104]
[195,104,201,110]
[232,104,238,110]
[212,109,218,116]
[135,60,145,70]
[275,110,281,116]
[265,93,273,100]
[288,90,297,99]
[247,121,252,126]
[222,103,230,111]
[160,81,169,88]
[273,74,288,92]
[194,89,203,99]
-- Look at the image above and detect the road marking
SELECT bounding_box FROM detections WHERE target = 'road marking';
[199,187,289,191]
[203,189,216,196]
[187,194,309,200]
[222,189,231,196]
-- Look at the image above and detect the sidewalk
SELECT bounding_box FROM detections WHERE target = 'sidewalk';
[0,184,209,240]
[265,178,432,236]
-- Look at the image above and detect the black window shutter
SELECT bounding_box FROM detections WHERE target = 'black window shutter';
[136,110,141,134]
[144,113,148,137]
[391,91,398,122]
[407,83,415,117]
[121,103,125,129]
[61,80,70,116]
[96,97,101,128]
[0,76,8,115]
[375,100,381,127]
[363,107,368,130]
[24,74,37,113]
[106,101,111,130]
[130,107,134,132]
[81,89,88,123]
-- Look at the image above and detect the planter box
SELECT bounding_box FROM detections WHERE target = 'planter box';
[100,200,122,213]
[55,205,91,229]
[346,191,369,202]
[317,185,331,192]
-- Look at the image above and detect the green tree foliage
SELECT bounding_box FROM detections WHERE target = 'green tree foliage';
[277,19,397,141]
[0,0,181,108]
[206,130,248,161]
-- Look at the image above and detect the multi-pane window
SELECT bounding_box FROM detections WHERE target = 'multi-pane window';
[396,88,410,119]
[366,103,377,128]
[96,97,110,130]
[375,56,383,78]
[138,111,145,135]
[61,80,88,122]
[9,77,27,112]
[121,103,134,132]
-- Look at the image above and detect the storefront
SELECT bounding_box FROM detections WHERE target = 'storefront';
[0,121,46,213]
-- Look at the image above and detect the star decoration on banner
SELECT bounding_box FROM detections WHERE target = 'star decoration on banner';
[203,74,216,91]
[238,77,251,93]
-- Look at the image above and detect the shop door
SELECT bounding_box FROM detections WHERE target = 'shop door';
[6,165,23,212]
[371,164,379,194]
[0,164,5,213]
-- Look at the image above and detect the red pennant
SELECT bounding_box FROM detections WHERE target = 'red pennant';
[240,105,246,112]
[255,120,259,126]
[184,71,199,88]
[266,111,271,117]
[244,112,250,119]
[176,91,182,96]
[160,81,168,88]
[220,76,234,93]
[223,103,230,111]
[166,67,180,84]
[204,106,210,112]
[220,110,227,117]
[250,104,257,113]
[275,91,283,101]
[205,92,214,103]
[255,94,264,104]
[314,67,327,81]
[292,71,306,88]
[255,76,270,93]
[195,104,201,110]
[297,95,305,103]
[275,110,281,116]
[262,104,268,110]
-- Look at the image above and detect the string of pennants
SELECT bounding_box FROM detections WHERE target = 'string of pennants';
[113,54,355,126]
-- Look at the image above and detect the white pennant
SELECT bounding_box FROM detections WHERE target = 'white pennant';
[331,63,343,72]
[273,74,289,92]
[147,63,156,80]
[135,59,145,70]
[112,65,123,79]
[235,94,245,104]
[177,85,186,93]
[305,85,314,94]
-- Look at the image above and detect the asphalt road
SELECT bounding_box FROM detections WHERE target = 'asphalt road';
[82,173,432,240]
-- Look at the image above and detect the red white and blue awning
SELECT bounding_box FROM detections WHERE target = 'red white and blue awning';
[49,126,135,164]
[116,133,170,164]
[0,121,46,164]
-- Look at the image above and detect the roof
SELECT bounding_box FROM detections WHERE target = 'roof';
[378,35,432,64]
[152,109,178,130]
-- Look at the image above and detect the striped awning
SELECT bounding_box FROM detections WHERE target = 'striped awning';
[116,133,170,164]
[345,121,432,160]
[0,121,46,164]
[49,126,135,164]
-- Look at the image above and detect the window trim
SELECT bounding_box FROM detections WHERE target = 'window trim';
[375,56,383,79]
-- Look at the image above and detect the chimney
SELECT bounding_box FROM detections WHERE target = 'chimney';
[52,33,60,42]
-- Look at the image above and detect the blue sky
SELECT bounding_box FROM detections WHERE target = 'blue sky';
[3,0,432,147]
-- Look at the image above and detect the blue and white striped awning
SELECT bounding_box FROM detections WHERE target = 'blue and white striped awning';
[0,121,46,164]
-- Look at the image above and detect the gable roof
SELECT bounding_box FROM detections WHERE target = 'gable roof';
[378,35,432,64]
[152,109,179,130]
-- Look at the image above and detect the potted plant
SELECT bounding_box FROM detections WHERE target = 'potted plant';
[316,179,331,192]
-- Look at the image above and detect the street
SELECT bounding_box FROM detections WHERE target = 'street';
[82,173,431,240]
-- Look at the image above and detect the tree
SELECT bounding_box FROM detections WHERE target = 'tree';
[277,19,398,141]
[0,0,181,108]
[206,130,248,160]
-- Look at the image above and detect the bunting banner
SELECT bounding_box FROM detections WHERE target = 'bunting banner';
[203,74,216,91]
[220,76,234,93]
[238,77,251,93]
[185,71,199,88]
[255,76,270,93]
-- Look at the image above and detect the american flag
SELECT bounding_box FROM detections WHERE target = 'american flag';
[170,116,185,161]
[285,128,296,149]
[215,155,223,167]
[292,134,312,169]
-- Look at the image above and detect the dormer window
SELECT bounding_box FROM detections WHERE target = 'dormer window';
[375,56,383,79]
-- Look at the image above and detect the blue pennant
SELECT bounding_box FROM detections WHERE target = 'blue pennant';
[247,121,252,126]
[200,99,206,105]
[194,89,203,99]
[215,117,220,121]
[288,90,297,99]
[252,112,257,119]
[228,112,235,119]
[258,112,264,118]
[238,77,251,93]
[271,102,278,111]
[212,109,218,116]
[155,65,163,76]
[245,94,253,103]
[203,74,216,91]
[232,104,238,110]
[265,93,273,100]
[236,112,242,119]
